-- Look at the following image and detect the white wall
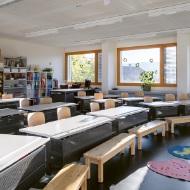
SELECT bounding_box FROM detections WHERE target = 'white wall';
[0,38,64,84]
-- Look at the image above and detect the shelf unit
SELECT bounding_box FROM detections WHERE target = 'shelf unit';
[27,71,53,104]
[3,57,27,98]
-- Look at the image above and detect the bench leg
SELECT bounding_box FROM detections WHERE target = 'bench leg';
[85,157,91,179]
[130,141,135,155]
[154,131,157,135]
[171,123,174,133]
[165,122,169,131]
[81,175,87,190]
[98,160,104,183]
[138,135,142,150]
[162,124,165,136]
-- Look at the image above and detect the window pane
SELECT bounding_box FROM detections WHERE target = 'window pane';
[98,53,102,82]
[120,48,160,83]
[164,46,176,84]
[68,53,95,82]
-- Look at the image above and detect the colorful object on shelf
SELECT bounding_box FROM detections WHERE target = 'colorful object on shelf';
[147,159,190,181]
[168,146,190,159]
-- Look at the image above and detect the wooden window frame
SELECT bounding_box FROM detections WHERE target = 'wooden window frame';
[65,50,102,85]
[117,43,177,87]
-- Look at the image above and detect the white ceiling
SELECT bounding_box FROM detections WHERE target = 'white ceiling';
[0,0,190,48]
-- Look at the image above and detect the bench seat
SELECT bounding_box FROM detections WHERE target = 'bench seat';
[43,164,88,190]
[128,120,166,150]
[84,133,136,183]
[165,115,190,133]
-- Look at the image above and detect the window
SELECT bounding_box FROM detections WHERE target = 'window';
[117,43,177,87]
[65,50,102,85]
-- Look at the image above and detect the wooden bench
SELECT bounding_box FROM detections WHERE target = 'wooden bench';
[165,115,190,133]
[128,120,166,150]
[43,164,88,190]
[83,133,136,183]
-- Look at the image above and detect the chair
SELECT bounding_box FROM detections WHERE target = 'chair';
[27,112,45,127]
[144,96,153,103]
[90,102,100,112]
[121,92,129,98]
[179,93,188,100]
[165,94,175,101]
[77,91,86,96]
[94,93,103,100]
[99,91,106,95]
[19,98,29,107]
[135,91,144,97]
[105,99,115,109]
[2,94,13,99]
[40,97,53,104]
[57,107,71,120]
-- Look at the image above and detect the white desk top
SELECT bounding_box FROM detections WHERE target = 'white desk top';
[0,134,49,171]
[92,99,121,103]
[118,97,162,101]
[87,106,148,119]
[20,115,112,139]
[171,100,190,105]
[51,88,91,93]
[18,102,76,112]
[139,101,179,107]
[0,98,20,103]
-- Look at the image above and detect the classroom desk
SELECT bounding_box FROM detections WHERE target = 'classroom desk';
[0,134,49,190]
[118,97,162,106]
[139,101,179,120]
[74,94,121,111]
[0,98,21,109]
[18,102,77,122]
[172,100,190,115]
[0,108,25,134]
[87,106,149,134]
[92,99,122,109]
[50,88,94,102]
[20,115,112,165]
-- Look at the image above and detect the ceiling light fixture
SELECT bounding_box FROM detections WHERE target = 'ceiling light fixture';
[116,33,157,40]
[148,3,190,17]
[25,28,59,38]
[104,0,110,6]
[0,0,22,6]
[74,16,123,30]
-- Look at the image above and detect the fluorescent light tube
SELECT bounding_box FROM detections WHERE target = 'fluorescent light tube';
[148,3,190,17]
[74,17,123,30]
[25,28,59,38]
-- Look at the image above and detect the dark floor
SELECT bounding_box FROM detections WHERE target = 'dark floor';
[30,124,190,190]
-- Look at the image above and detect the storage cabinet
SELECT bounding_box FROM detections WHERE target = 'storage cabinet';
[27,71,53,104]
[4,57,27,98]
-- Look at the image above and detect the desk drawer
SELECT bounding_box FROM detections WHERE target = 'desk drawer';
[151,106,178,119]
[113,111,148,134]
[0,114,24,134]
[51,122,112,165]
[0,146,45,190]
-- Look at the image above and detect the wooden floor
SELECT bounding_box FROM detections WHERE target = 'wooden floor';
[31,124,190,190]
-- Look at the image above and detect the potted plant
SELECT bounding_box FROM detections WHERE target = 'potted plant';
[139,70,156,91]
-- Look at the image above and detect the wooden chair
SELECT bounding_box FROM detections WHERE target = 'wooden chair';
[27,112,45,127]
[144,96,153,103]
[99,91,106,95]
[121,92,129,98]
[57,107,71,120]
[105,99,115,109]
[77,91,86,96]
[94,93,103,100]
[135,91,144,97]
[179,93,188,100]
[90,102,100,112]
[40,97,53,104]
[165,94,175,101]
[2,94,13,99]
[19,98,29,107]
